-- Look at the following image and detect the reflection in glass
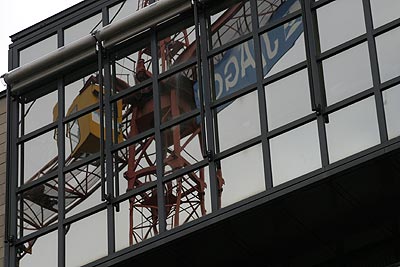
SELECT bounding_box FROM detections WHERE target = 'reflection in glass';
[210,0,252,49]
[162,117,203,174]
[66,210,107,267]
[19,34,57,66]
[219,144,265,208]
[18,178,59,238]
[113,136,157,198]
[376,27,400,83]
[114,187,159,249]
[64,111,100,166]
[266,69,311,130]
[216,90,260,152]
[113,45,152,91]
[258,0,301,28]
[17,231,57,267]
[370,0,400,29]
[326,97,380,163]
[383,85,400,140]
[261,20,305,77]
[212,40,256,100]
[65,73,99,116]
[158,24,196,73]
[64,160,102,218]
[164,167,211,230]
[64,13,102,45]
[323,43,372,105]
[21,89,58,135]
[270,121,321,186]
[22,131,58,184]
[160,65,198,123]
[317,0,365,52]
[109,0,141,23]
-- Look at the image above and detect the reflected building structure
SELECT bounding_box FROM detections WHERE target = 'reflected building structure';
[2,0,400,266]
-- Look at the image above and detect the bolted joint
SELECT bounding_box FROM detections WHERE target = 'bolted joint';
[206,150,213,161]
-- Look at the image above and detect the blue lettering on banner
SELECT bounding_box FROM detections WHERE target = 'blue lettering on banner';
[193,0,303,110]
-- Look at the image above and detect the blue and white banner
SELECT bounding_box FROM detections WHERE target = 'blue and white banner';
[194,0,303,109]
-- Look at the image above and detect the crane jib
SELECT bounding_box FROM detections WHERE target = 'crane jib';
[193,0,303,110]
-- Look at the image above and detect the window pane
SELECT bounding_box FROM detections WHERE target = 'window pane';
[265,69,311,130]
[20,89,58,135]
[19,34,57,66]
[212,40,256,101]
[317,0,366,52]
[258,0,301,28]
[210,0,252,49]
[162,116,203,174]
[160,65,198,123]
[64,13,102,45]
[219,144,265,208]
[216,90,260,152]
[326,97,380,163]
[164,166,211,230]
[109,0,141,23]
[114,187,159,250]
[18,178,59,237]
[376,27,400,83]
[270,121,321,186]
[370,0,400,28]
[383,85,400,140]
[22,131,58,185]
[66,210,107,267]
[17,231,58,267]
[112,43,152,92]
[65,72,98,116]
[261,18,305,77]
[113,136,157,198]
[65,160,102,218]
[323,43,372,105]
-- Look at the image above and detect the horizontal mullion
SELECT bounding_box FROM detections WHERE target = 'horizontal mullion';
[64,202,107,225]
[109,79,153,103]
[111,128,155,153]
[266,113,317,139]
[207,32,253,58]
[63,152,100,173]
[311,0,335,9]
[214,135,262,161]
[318,34,367,61]
[162,159,208,184]
[158,58,197,80]
[17,121,58,144]
[263,60,307,86]
[211,83,257,109]
[380,75,400,92]
[15,223,58,246]
[258,9,302,36]
[112,180,157,204]
[17,171,58,194]
[63,103,98,124]
[325,88,374,114]
[374,17,400,37]
[160,109,200,130]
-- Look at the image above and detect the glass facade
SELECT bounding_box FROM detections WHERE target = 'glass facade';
[6,0,400,266]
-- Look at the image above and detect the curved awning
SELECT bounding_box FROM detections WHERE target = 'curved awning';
[2,0,192,95]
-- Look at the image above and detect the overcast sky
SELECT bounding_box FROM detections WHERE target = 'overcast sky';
[0,0,83,92]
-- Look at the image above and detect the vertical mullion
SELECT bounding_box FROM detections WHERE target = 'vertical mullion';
[250,0,273,189]
[57,28,65,267]
[8,97,19,267]
[104,53,116,254]
[303,0,329,167]
[362,0,388,143]
[57,78,66,267]
[199,8,220,211]
[151,30,167,233]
